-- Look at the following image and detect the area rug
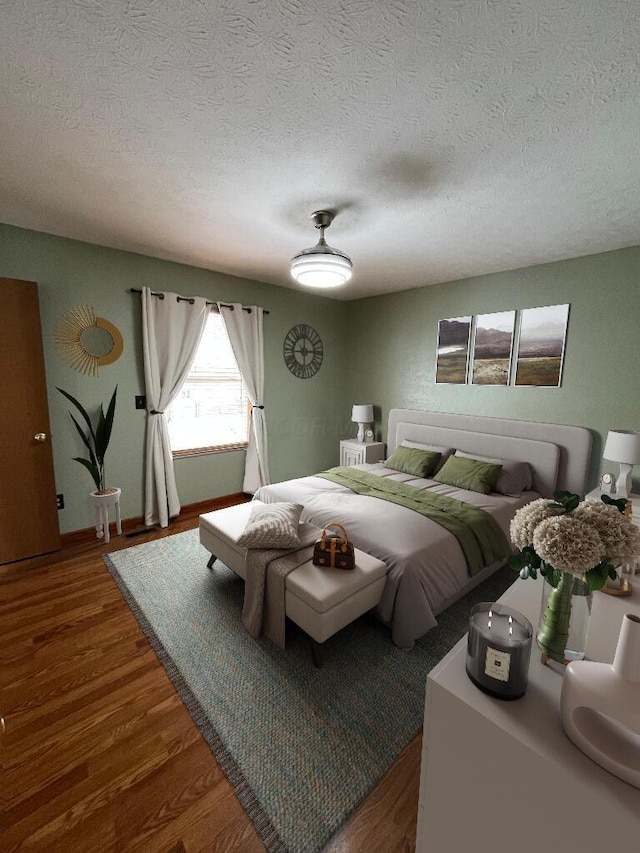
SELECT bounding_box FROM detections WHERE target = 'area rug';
[104,529,516,853]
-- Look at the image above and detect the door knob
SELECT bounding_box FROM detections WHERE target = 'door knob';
[34,433,47,442]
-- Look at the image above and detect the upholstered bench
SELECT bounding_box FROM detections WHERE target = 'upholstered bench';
[199,501,387,666]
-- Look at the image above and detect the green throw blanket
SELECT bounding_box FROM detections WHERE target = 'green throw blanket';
[318,467,512,577]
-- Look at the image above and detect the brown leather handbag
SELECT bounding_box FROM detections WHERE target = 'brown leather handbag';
[312,522,356,570]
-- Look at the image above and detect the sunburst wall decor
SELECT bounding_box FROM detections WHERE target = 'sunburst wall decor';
[54,305,123,376]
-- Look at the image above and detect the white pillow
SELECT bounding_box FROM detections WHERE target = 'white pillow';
[454,450,533,496]
[400,440,454,473]
[237,502,304,549]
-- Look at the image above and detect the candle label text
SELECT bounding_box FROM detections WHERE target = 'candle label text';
[484,646,511,682]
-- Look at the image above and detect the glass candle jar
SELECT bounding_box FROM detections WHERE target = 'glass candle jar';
[466,602,533,700]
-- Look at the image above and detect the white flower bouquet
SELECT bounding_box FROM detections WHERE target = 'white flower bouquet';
[509,491,640,591]
[509,491,640,664]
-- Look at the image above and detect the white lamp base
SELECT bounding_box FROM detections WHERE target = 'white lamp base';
[356,423,366,442]
[616,462,633,498]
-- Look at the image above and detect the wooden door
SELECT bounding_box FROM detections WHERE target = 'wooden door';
[0,279,60,563]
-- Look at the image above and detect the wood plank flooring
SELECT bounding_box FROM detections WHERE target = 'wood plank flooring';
[1,509,420,852]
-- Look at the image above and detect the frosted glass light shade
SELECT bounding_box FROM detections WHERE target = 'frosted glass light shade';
[290,239,353,288]
[603,430,640,496]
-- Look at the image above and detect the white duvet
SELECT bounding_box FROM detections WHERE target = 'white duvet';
[254,463,537,648]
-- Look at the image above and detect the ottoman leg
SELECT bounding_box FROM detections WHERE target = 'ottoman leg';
[309,637,322,669]
[207,554,217,569]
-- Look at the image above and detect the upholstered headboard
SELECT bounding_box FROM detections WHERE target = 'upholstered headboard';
[387,409,592,497]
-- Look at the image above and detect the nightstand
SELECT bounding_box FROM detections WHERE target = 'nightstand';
[340,439,385,467]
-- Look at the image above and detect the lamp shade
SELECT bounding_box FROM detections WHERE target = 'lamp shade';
[351,405,373,424]
[603,430,640,464]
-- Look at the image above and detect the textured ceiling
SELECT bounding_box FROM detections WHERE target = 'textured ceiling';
[1,1,639,301]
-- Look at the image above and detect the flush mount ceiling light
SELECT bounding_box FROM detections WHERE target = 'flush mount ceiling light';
[290,210,353,288]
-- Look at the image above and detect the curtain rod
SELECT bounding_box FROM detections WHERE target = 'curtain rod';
[128,288,269,314]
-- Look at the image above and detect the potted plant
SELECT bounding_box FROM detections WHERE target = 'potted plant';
[58,386,120,541]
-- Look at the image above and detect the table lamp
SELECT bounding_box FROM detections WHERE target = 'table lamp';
[603,429,640,497]
[351,404,373,442]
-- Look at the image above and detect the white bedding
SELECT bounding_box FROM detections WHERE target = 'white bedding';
[254,462,537,648]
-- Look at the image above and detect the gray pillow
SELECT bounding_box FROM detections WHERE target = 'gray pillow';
[237,502,304,549]
[454,450,533,496]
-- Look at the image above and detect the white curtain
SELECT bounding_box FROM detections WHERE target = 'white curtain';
[219,302,271,493]
[142,287,209,526]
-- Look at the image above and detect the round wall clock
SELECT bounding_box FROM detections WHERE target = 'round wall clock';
[283,323,323,379]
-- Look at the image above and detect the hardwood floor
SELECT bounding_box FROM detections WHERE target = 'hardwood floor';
[1,509,421,852]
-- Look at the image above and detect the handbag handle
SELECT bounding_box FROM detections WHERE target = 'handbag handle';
[320,522,349,553]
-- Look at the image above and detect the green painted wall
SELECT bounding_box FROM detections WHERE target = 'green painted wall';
[3,220,638,537]
[1,223,351,534]
[345,246,640,492]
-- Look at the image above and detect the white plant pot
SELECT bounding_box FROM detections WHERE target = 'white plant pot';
[561,613,640,788]
[89,487,122,544]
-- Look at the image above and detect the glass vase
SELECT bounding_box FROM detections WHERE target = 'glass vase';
[537,571,593,666]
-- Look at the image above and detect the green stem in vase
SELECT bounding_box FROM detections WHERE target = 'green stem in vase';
[537,571,580,664]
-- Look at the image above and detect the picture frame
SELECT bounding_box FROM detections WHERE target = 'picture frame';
[470,310,516,385]
[514,303,570,387]
[435,316,471,384]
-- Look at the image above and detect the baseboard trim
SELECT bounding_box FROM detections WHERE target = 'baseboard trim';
[60,492,249,548]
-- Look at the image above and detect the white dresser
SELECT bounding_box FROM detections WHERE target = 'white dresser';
[416,576,640,853]
[339,439,385,467]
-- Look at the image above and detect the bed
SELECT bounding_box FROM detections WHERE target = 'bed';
[255,409,592,648]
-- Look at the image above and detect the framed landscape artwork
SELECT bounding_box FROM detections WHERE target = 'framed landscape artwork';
[435,316,471,383]
[515,303,570,386]
[471,310,516,385]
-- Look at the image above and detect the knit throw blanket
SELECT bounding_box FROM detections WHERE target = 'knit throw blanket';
[242,526,320,648]
[318,467,511,577]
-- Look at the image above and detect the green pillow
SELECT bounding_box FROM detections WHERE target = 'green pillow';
[384,446,441,478]
[434,455,502,494]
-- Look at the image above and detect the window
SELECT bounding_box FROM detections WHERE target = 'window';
[167,310,250,455]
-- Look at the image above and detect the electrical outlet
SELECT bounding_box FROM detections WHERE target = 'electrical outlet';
[56,493,64,510]
[135,395,146,410]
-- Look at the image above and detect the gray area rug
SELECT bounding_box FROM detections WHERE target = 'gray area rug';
[104,529,516,853]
